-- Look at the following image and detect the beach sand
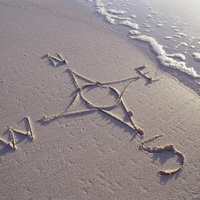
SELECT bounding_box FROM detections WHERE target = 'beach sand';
[0,0,200,199]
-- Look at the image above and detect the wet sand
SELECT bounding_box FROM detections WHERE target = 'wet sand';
[0,0,200,199]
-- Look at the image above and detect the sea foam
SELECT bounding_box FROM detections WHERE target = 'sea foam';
[119,20,139,30]
[86,0,200,96]
[192,52,200,61]
[94,0,130,24]
[107,9,127,15]
[131,35,200,77]
[129,30,141,35]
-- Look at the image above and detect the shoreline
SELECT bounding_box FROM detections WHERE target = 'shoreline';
[82,0,200,97]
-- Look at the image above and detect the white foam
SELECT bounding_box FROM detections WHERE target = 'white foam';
[165,36,172,40]
[174,33,187,38]
[143,23,151,28]
[131,15,136,19]
[94,0,130,24]
[157,24,163,27]
[192,52,200,61]
[196,81,200,85]
[130,35,200,77]
[174,35,182,38]
[129,30,141,35]
[167,53,186,60]
[119,20,139,30]
[177,32,187,37]
[130,35,166,55]
[170,25,177,29]
[150,10,158,15]
[158,55,200,77]
[107,9,126,15]
[179,42,188,47]
[95,1,115,24]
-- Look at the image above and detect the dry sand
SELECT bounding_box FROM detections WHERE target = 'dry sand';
[0,0,200,199]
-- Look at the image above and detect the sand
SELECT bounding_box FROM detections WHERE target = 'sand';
[0,0,200,199]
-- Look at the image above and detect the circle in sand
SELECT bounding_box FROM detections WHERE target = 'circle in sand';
[80,84,120,109]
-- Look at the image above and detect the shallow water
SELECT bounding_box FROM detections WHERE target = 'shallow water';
[79,0,200,96]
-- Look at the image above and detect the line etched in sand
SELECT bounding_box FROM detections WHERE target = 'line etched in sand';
[141,135,185,175]
[8,127,17,150]
[135,65,159,84]
[26,116,34,139]
[0,116,34,150]
[46,53,68,67]
[41,53,186,175]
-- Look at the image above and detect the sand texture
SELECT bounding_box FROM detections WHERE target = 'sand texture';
[0,0,200,199]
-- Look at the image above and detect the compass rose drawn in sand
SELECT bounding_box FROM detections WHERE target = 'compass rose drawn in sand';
[39,53,185,176]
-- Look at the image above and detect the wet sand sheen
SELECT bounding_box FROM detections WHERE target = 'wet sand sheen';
[0,0,200,199]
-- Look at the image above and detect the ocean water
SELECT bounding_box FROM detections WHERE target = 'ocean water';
[80,0,200,96]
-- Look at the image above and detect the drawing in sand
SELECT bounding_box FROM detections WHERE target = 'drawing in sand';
[0,116,34,150]
[40,53,185,175]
